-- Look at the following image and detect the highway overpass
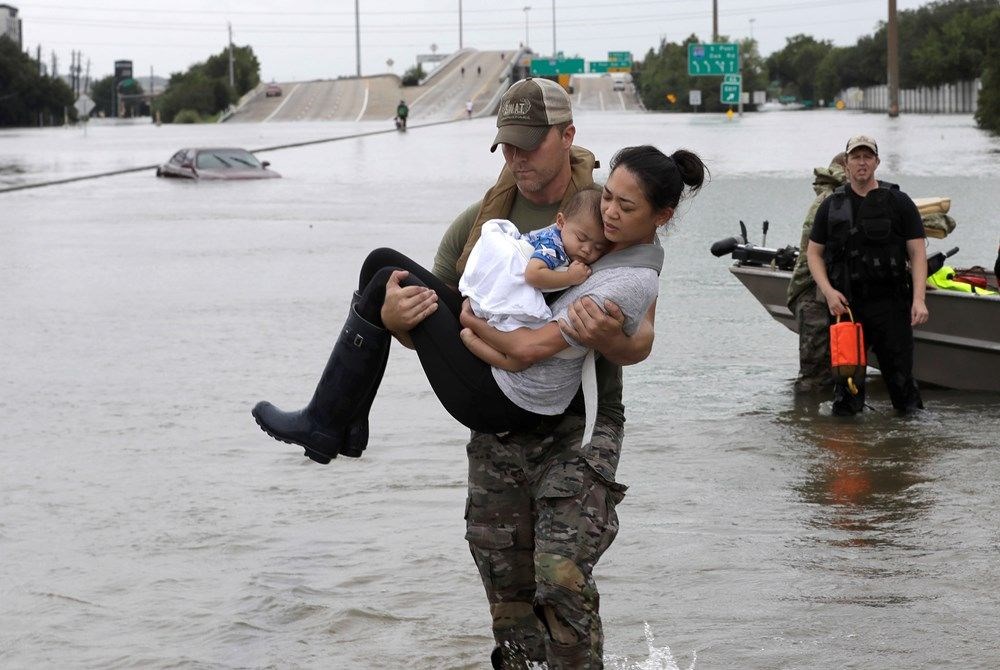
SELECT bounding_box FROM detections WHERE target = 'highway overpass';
[225,49,642,124]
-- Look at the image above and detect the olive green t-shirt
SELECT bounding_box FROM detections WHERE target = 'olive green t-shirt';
[433,194,626,425]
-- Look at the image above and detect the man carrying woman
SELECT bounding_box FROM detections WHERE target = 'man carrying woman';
[253,78,707,669]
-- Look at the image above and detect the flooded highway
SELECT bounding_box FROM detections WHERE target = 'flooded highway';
[2,109,999,669]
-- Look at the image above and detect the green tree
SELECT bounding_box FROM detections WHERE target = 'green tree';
[634,34,730,112]
[975,40,1000,133]
[766,34,834,104]
[89,74,144,117]
[0,35,76,126]
[202,45,261,95]
[151,44,260,123]
[740,37,769,103]
[401,63,425,86]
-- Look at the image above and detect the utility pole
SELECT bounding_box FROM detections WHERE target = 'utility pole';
[51,50,57,78]
[887,0,899,117]
[150,65,154,96]
[458,0,463,49]
[85,58,91,95]
[355,0,361,77]
[228,22,235,88]
[712,0,718,42]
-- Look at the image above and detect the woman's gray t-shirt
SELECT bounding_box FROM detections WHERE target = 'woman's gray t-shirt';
[492,265,659,414]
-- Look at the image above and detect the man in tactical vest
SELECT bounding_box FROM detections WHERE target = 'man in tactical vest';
[806,134,928,416]
[379,78,656,669]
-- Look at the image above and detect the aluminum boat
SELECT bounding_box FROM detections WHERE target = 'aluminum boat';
[716,240,1000,392]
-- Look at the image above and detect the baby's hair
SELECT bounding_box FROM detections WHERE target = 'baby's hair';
[561,189,603,226]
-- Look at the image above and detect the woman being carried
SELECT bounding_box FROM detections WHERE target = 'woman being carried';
[251,145,706,464]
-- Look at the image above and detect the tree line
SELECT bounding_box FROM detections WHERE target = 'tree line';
[152,45,261,123]
[0,36,76,127]
[633,0,1000,133]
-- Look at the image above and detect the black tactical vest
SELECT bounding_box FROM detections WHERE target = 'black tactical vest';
[822,182,909,297]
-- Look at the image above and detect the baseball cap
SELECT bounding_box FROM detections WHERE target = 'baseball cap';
[490,78,573,153]
[845,134,878,156]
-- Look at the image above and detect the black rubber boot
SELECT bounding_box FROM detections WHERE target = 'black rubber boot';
[252,304,389,464]
[339,291,391,458]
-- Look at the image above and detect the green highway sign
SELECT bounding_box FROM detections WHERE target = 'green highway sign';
[589,61,610,73]
[608,51,631,62]
[688,43,740,76]
[721,81,741,104]
[723,74,741,85]
[531,57,585,76]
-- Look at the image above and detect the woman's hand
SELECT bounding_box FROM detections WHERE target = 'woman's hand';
[380,270,438,333]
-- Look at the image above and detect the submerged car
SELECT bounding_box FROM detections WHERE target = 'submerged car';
[155,148,281,180]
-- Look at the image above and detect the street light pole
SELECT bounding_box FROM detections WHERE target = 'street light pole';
[887,0,900,117]
[552,1,556,56]
[712,0,718,42]
[227,22,235,88]
[749,18,755,41]
[355,0,361,77]
[523,6,531,47]
[459,0,463,49]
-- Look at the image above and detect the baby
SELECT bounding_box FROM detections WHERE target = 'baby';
[459,189,608,331]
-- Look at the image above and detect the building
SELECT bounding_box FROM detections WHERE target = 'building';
[0,4,21,48]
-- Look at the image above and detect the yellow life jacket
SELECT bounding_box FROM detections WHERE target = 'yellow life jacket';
[927,266,998,295]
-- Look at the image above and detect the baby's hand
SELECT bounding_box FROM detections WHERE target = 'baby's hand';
[566,260,592,285]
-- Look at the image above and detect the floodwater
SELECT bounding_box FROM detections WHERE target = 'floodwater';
[2,111,1000,669]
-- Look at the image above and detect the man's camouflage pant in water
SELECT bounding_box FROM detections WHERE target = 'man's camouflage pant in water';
[793,285,834,392]
[465,413,626,670]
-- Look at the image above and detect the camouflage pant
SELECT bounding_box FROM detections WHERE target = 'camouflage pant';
[792,285,833,392]
[465,413,626,670]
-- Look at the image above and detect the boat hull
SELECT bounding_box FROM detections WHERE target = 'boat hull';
[729,265,1000,392]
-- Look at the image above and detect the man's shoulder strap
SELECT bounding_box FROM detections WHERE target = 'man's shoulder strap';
[454,144,599,276]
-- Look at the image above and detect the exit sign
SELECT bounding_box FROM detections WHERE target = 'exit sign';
[688,43,740,76]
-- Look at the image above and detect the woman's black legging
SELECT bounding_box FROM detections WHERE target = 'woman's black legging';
[353,247,545,434]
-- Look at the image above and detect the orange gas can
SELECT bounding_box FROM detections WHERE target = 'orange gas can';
[830,308,866,395]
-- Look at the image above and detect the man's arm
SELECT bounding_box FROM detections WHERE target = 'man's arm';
[806,240,849,316]
[431,201,481,288]
[907,238,929,325]
[382,202,481,348]
[560,297,653,366]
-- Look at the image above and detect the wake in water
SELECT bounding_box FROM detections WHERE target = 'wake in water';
[605,623,696,670]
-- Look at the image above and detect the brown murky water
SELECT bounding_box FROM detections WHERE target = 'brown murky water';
[2,111,999,668]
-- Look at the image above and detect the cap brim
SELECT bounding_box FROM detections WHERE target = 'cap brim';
[847,142,878,155]
[490,124,550,153]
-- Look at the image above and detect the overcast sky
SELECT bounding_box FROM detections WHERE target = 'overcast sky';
[20,0,934,83]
